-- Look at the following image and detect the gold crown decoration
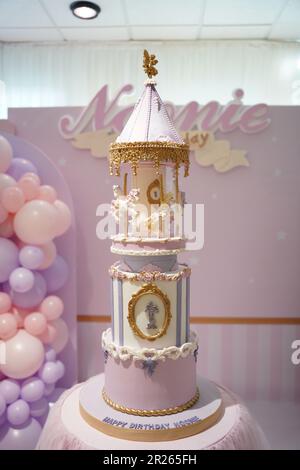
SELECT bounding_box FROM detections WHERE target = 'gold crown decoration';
[143,50,158,79]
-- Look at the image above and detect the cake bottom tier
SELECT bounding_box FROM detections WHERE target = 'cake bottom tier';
[103,353,198,415]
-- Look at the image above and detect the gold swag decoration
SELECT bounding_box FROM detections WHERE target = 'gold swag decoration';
[109,141,190,177]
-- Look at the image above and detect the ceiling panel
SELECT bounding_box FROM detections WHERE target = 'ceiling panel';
[270,0,300,39]
[0,0,53,28]
[203,0,287,25]
[131,25,199,40]
[125,0,204,25]
[41,0,126,27]
[202,25,270,39]
[0,28,63,41]
[61,27,129,41]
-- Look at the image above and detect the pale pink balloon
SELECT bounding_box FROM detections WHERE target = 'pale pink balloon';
[1,329,44,379]
[37,185,57,203]
[18,175,39,201]
[12,307,29,328]
[39,296,63,321]
[0,136,13,173]
[0,292,12,314]
[24,312,47,336]
[37,241,56,270]
[0,214,14,238]
[14,200,58,245]
[22,172,40,185]
[51,319,69,354]
[0,313,17,340]
[0,204,8,224]
[54,200,71,237]
[1,186,25,213]
[38,324,57,345]
[0,174,16,196]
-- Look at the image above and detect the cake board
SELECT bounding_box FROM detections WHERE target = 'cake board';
[79,374,223,442]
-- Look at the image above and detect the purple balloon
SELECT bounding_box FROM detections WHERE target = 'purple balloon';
[7,399,30,426]
[9,267,34,293]
[3,271,47,309]
[0,379,20,404]
[0,393,5,416]
[21,378,45,403]
[45,347,56,362]
[43,383,55,397]
[38,362,58,385]
[29,398,49,418]
[55,360,65,381]
[0,413,6,426]
[42,255,68,293]
[0,418,42,450]
[0,238,19,283]
[19,246,44,270]
[7,158,37,181]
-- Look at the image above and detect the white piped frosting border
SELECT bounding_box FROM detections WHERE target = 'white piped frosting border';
[102,328,198,362]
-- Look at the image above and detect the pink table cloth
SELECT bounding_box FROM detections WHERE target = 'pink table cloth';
[36,382,269,450]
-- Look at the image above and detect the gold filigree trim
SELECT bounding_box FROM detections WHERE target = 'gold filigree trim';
[127,283,171,341]
[109,263,191,283]
[102,388,200,416]
[109,141,190,177]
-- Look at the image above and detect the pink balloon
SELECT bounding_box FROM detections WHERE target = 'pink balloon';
[54,200,71,236]
[1,329,44,380]
[0,204,8,224]
[0,136,13,173]
[39,296,64,321]
[37,241,56,270]
[22,172,40,185]
[51,319,69,354]
[0,174,16,196]
[0,214,14,238]
[24,312,47,336]
[37,185,57,203]
[12,307,29,328]
[18,175,39,201]
[0,313,17,340]
[0,292,12,314]
[38,324,57,345]
[1,186,25,213]
[14,200,58,245]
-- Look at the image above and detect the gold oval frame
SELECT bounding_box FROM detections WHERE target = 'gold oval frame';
[127,283,171,341]
[146,178,161,205]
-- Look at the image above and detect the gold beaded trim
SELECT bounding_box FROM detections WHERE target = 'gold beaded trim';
[109,141,190,177]
[102,388,199,416]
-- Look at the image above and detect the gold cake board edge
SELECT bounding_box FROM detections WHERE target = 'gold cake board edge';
[79,400,224,442]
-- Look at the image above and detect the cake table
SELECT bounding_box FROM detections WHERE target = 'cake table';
[36,375,269,450]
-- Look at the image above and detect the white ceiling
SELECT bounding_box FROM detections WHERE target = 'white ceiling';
[0,0,299,42]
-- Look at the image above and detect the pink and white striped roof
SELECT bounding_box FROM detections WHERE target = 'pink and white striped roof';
[116,80,184,144]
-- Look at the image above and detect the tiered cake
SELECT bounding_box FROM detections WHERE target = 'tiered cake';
[79,51,223,441]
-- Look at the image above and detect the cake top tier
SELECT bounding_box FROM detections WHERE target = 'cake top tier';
[109,50,189,177]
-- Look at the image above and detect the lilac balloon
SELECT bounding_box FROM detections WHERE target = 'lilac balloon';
[0,413,6,426]
[19,246,44,270]
[45,347,56,362]
[0,379,20,404]
[42,255,68,293]
[55,360,65,381]
[43,383,55,397]
[29,397,49,418]
[0,393,5,416]
[7,158,37,181]
[0,238,19,283]
[9,267,34,293]
[38,362,58,385]
[7,399,30,426]
[3,272,47,309]
[0,418,41,450]
[21,378,45,403]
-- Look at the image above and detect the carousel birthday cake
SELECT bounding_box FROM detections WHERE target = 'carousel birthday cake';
[79,51,223,441]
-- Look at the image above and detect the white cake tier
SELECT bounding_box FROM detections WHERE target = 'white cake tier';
[110,262,191,350]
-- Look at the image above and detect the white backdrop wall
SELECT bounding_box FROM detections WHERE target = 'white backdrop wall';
[0,40,300,110]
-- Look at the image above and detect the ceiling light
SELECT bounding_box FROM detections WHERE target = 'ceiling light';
[70,1,101,20]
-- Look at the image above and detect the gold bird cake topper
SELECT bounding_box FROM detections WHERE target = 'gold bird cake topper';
[143,50,158,78]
